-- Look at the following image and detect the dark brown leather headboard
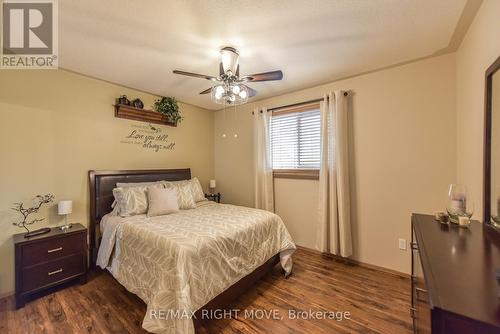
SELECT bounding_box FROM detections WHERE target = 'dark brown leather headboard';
[88,168,191,266]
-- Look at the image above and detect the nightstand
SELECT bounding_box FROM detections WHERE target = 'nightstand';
[205,192,221,203]
[13,223,87,308]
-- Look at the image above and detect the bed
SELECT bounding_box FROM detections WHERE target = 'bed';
[88,169,296,334]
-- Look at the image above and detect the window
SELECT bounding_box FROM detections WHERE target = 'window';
[270,102,321,179]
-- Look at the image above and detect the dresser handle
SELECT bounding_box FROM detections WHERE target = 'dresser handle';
[409,307,417,319]
[48,268,63,276]
[416,287,428,294]
[416,287,429,303]
[47,247,63,253]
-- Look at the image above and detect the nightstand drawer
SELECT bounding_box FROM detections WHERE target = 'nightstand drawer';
[21,253,85,293]
[21,232,85,267]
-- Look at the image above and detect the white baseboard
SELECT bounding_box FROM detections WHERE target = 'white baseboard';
[0,290,14,299]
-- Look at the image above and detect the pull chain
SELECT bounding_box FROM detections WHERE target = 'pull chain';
[221,102,227,138]
[233,104,238,138]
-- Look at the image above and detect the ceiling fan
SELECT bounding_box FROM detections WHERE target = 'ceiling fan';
[173,47,283,105]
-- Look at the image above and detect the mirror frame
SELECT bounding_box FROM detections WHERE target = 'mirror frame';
[483,56,500,223]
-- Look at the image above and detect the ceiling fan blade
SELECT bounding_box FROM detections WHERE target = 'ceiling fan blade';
[240,70,283,82]
[219,62,224,76]
[199,87,213,95]
[173,70,218,81]
[236,64,240,77]
[241,84,257,97]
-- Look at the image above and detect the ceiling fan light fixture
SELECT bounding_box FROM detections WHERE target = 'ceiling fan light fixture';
[220,47,239,74]
[173,46,282,106]
[215,85,225,95]
[211,83,248,105]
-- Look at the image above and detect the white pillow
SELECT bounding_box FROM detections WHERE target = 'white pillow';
[162,180,197,209]
[147,187,179,217]
[190,177,206,202]
[112,184,162,217]
[112,181,161,209]
[163,178,205,201]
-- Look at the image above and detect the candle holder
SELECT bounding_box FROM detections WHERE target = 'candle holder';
[446,184,473,224]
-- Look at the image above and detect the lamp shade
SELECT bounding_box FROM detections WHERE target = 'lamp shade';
[58,200,72,215]
[209,180,216,188]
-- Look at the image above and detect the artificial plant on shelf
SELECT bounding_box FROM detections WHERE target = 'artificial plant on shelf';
[152,96,183,125]
[11,194,54,236]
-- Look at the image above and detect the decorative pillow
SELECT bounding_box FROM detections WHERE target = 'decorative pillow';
[112,184,162,217]
[147,187,179,217]
[112,182,161,209]
[162,181,197,209]
[163,178,205,201]
[190,177,206,202]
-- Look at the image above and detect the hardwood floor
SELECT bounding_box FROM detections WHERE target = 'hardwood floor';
[0,247,412,334]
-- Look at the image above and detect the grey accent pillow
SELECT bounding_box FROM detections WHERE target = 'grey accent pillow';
[147,187,179,217]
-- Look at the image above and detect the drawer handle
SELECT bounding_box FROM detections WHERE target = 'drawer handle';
[48,268,63,276]
[416,287,428,294]
[47,247,63,253]
[416,287,429,303]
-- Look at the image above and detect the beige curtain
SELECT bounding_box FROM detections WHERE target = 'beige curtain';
[253,107,274,211]
[316,91,352,257]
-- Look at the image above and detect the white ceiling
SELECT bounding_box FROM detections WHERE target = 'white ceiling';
[60,0,467,110]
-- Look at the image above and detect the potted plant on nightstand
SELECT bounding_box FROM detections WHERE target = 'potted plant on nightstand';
[152,96,183,125]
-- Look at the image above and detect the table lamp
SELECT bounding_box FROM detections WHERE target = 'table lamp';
[58,200,73,230]
[209,180,216,194]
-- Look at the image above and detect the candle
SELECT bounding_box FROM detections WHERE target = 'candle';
[451,192,466,213]
[458,216,470,227]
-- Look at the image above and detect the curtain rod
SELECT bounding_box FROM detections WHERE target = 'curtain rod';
[252,92,349,114]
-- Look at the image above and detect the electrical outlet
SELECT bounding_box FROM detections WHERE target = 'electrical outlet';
[398,238,407,250]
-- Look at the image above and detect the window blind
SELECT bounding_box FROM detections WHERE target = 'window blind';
[271,105,321,169]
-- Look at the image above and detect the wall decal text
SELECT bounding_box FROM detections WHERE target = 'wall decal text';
[120,124,175,152]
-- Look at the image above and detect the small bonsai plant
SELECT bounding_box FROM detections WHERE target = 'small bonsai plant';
[12,194,54,235]
[152,96,183,125]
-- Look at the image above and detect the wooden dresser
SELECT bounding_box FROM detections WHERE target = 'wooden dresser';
[411,214,500,333]
[14,224,87,308]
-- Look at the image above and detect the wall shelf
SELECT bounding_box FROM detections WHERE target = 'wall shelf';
[114,104,177,127]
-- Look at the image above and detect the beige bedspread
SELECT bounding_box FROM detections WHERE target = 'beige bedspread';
[97,202,296,334]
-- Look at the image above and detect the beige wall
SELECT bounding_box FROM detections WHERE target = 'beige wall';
[0,70,214,296]
[215,54,457,274]
[456,0,500,220]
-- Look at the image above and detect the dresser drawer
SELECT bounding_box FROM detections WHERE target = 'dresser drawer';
[21,253,85,293]
[21,232,85,267]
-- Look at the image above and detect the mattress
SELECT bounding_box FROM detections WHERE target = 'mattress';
[97,201,296,334]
